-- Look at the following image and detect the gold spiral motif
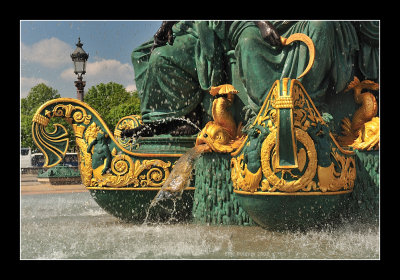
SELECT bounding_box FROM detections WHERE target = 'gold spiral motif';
[111,155,132,176]
[73,111,83,122]
[53,108,64,117]
[72,107,91,124]
[114,115,143,150]
[146,168,165,187]
[261,128,317,192]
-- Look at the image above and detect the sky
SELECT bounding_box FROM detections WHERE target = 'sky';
[20,20,163,99]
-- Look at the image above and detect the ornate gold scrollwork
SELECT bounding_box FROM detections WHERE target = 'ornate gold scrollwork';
[317,149,356,192]
[50,104,92,125]
[231,78,357,195]
[231,153,263,193]
[32,98,183,190]
[260,128,318,193]
[230,33,357,195]
[114,115,143,151]
[140,160,172,187]
[75,122,172,188]
[90,155,172,188]
[291,82,323,130]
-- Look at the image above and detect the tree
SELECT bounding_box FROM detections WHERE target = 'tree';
[84,82,141,130]
[20,83,67,150]
[21,83,61,116]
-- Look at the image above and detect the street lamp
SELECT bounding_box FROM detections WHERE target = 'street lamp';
[71,37,89,101]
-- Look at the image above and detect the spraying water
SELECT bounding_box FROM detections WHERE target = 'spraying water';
[171,117,202,133]
[124,116,202,141]
[20,191,379,259]
[144,144,210,224]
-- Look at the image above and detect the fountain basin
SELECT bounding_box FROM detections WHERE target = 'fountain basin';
[37,165,81,185]
[31,97,201,223]
[89,188,195,223]
[234,191,352,231]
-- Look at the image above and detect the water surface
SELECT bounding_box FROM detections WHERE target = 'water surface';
[20,192,379,259]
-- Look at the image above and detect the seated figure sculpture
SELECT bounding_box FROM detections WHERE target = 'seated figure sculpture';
[123,20,378,139]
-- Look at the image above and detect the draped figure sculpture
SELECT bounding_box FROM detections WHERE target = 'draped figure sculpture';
[125,20,378,138]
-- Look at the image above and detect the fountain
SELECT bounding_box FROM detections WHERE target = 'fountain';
[30,25,379,231]
[37,164,81,185]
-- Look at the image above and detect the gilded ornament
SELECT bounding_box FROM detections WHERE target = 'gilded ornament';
[261,179,270,192]
[338,77,379,151]
[231,74,357,195]
[31,98,179,190]
[75,137,92,186]
[260,128,318,193]
[317,150,356,192]
[72,124,86,138]
[280,33,315,79]
[32,113,49,126]
[114,115,143,150]
[31,122,69,167]
[231,153,262,193]
[350,117,379,151]
[196,84,245,153]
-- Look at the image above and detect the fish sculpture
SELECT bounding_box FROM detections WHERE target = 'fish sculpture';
[152,84,244,204]
[338,77,379,150]
[196,84,244,153]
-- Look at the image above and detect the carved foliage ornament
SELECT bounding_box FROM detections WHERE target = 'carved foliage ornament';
[231,79,356,195]
[32,98,175,190]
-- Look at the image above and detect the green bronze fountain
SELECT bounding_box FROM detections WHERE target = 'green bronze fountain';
[31,21,379,230]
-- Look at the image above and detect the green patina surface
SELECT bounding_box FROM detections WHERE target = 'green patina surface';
[89,189,195,223]
[32,21,379,229]
[134,136,197,154]
[132,21,378,124]
[347,150,379,222]
[235,193,352,231]
[38,165,80,178]
[192,153,255,226]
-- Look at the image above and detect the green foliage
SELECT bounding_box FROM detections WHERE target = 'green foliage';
[21,83,61,116]
[20,113,35,150]
[20,83,65,150]
[107,102,141,128]
[84,82,141,129]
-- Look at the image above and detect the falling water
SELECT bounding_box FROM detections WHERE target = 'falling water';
[144,144,209,224]
[20,133,380,259]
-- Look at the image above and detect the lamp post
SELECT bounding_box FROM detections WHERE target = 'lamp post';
[71,37,89,101]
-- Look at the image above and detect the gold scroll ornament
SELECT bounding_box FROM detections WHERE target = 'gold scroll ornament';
[76,122,173,188]
[231,46,357,195]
